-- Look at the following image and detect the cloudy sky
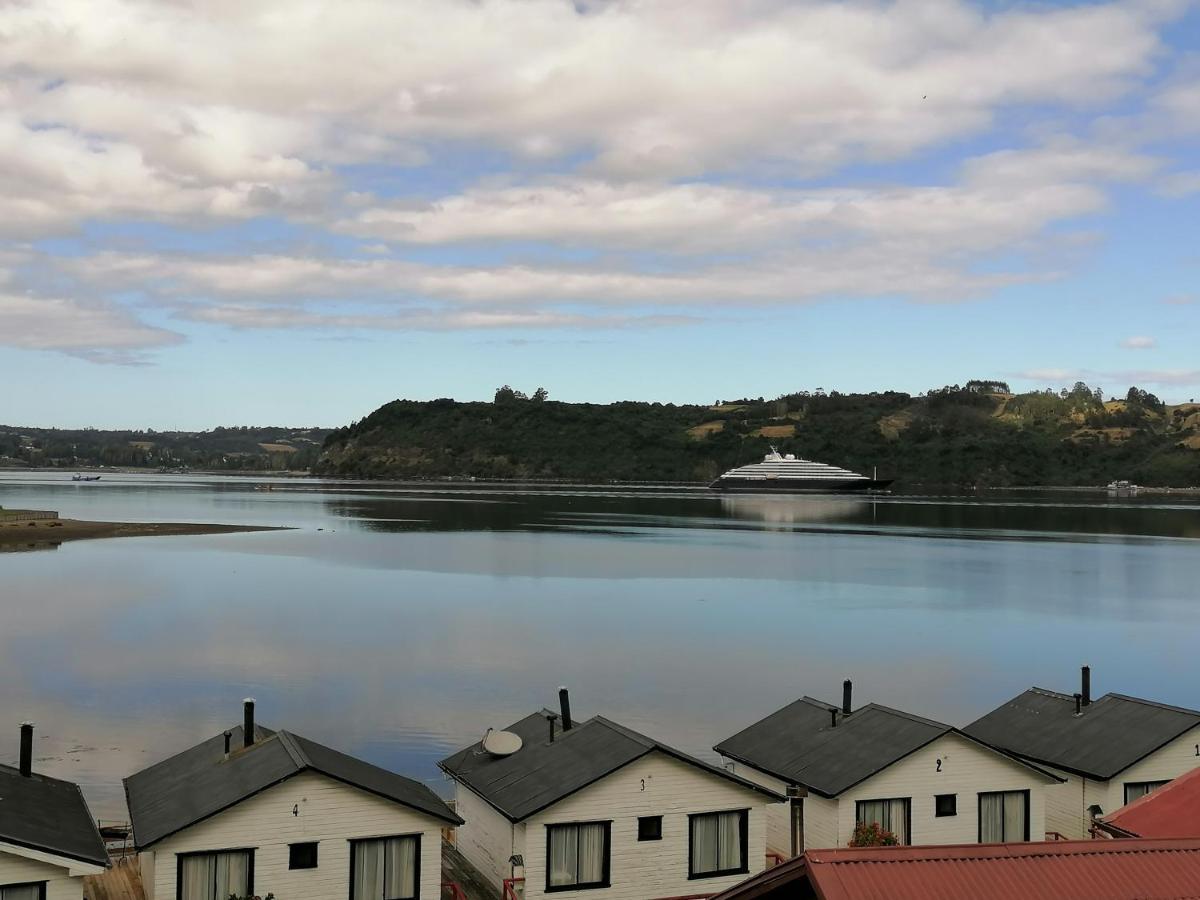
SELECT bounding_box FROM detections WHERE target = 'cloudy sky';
[2,0,1198,428]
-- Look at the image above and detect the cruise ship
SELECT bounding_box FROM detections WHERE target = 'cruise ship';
[709,448,893,493]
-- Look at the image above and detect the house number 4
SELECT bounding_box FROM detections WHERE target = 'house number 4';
[293,804,300,817]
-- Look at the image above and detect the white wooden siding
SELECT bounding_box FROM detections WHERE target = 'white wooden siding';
[0,850,83,900]
[1103,726,1200,816]
[1036,726,1200,839]
[519,751,777,900]
[452,783,518,889]
[797,794,839,851]
[721,764,791,855]
[144,771,446,900]
[830,733,1049,846]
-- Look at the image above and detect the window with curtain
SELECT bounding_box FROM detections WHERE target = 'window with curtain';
[1124,780,1170,805]
[178,850,252,900]
[689,810,748,878]
[351,835,420,900]
[855,798,911,844]
[978,790,1029,842]
[0,883,47,900]
[546,821,610,891]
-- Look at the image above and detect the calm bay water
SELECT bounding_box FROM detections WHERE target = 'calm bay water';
[1,472,1198,820]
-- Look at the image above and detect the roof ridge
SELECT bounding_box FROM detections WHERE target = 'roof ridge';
[1104,693,1200,718]
[0,762,83,789]
[589,715,656,750]
[813,837,1200,863]
[859,702,952,731]
[1028,686,1074,701]
[275,730,310,770]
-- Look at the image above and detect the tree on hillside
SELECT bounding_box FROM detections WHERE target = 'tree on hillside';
[532,387,549,402]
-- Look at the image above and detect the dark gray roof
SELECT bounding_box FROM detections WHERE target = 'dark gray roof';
[439,711,783,821]
[964,689,1200,780]
[0,763,108,867]
[715,698,1058,798]
[125,724,461,849]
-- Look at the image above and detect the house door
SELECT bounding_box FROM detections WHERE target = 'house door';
[790,798,804,857]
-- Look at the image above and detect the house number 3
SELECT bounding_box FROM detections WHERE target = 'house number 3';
[936,759,942,773]
[640,779,646,792]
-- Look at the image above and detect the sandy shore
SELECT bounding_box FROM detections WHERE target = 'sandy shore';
[0,517,287,548]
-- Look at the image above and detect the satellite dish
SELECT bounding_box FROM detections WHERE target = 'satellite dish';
[482,728,523,757]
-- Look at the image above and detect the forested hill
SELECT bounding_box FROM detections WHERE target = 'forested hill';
[316,382,1200,487]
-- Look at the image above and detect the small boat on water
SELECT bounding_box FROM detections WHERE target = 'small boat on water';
[1107,479,1138,497]
[710,448,893,493]
[71,473,102,482]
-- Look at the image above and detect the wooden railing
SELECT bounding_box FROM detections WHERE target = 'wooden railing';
[1045,831,1069,841]
[442,881,467,900]
[766,851,787,867]
[503,876,524,900]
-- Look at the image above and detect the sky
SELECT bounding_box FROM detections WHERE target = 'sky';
[1,0,1199,429]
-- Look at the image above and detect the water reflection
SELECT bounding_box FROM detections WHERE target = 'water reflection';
[0,473,1197,822]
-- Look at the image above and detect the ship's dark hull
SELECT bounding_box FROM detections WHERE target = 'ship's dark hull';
[709,477,894,493]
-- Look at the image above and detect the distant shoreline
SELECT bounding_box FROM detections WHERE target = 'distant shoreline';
[0,518,288,549]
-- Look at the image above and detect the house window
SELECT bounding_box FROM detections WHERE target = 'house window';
[289,842,319,870]
[177,850,253,900]
[638,816,663,841]
[979,790,1029,842]
[689,809,749,879]
[935,794,957,817]
[855,798,911,844]
[1,883,47,900]
[350,835,420,900]
[1124,780,1170,804]
[546,821,611,891]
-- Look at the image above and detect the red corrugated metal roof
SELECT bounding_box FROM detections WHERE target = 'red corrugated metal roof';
[803,839,1200,900]
[1101,766,1200,838]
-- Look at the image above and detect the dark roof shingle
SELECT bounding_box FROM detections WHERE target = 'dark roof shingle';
[440,712,782,821]
[716,698,1057,798]
[0,764,108,867]
[125,724,460,849]
[964,689,1200,780]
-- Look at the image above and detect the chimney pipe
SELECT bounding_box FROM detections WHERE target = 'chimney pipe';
[243,698,256,748]
[1073,693,1082,716]
[547,712,559,743]
[1081,666,1091,707]
[558,686,573,731]
[223,730,232,757]
[19,723,33,777]
[842,679,853,716]
[829,708,838,728]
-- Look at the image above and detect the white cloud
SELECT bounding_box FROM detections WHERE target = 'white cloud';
[0,0,1179,215]
[1120,335,1157,349]
[0,292,182,363]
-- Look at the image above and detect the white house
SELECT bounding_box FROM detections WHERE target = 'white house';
[715,681,1061,854]
[965,666,1200,839]
[439,689,784,900]
[1,724,108,900]
[125,700,461,900]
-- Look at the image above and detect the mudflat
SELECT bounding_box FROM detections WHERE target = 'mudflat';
[0,517,286,547]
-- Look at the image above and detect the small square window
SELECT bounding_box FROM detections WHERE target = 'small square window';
[935,794,957,817]
[638,816,663,841]
[289,841,319,870]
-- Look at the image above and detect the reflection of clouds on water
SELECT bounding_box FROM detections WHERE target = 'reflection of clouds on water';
[719,495,875,527]
[1,474,1199,822]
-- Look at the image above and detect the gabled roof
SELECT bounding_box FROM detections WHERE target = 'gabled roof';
[439,711,783,822]
[714,698,1056,798]
[964,689,1200,780]
[125,724,461,849]
[1100,767,1200,838]
[709,838,1200,900]
[0,763,108,868]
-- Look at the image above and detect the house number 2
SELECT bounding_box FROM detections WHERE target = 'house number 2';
[936,759,942,773]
